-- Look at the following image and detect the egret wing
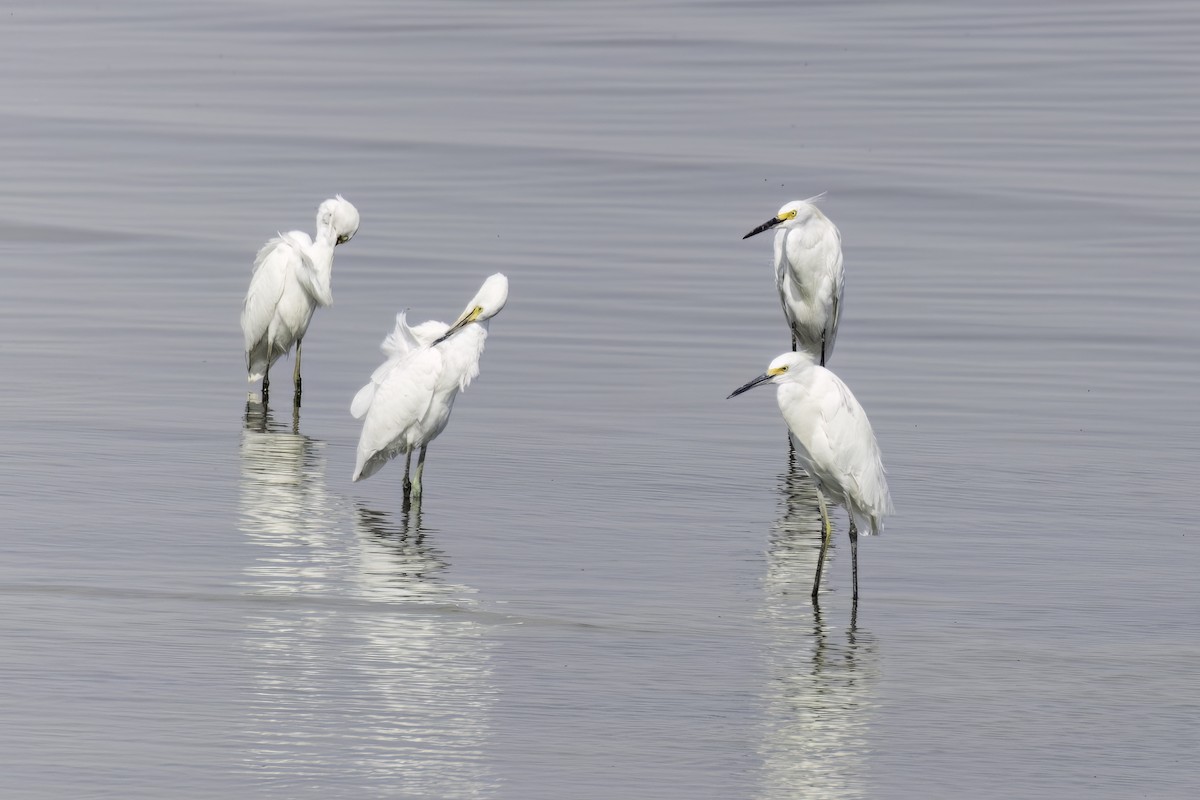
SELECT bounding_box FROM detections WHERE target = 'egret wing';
[780,372,863,492]
[820,229,845,362]
[352,349,443,480]
[819,374,890,529]
[350,376,379,420]
[241,235,295,356]
[353,314,451,419]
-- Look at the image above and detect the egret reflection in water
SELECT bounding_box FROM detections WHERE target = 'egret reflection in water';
[238,403,335,555]
[235,415,497,794]
[352,503,465,605]
[238,404,353,784]
[758,459,879,799]
[347,503,499,796]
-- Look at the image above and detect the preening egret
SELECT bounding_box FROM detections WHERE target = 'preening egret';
[241,195,360,405]
[743,195,844,366]
[351,273,509,500]
[728,351,891,602]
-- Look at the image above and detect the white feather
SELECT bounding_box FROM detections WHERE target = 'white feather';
[747,195,844,366]
[350,274,508,486]
[240,196,360,385]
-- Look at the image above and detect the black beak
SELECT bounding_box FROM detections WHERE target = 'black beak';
[432,324,460,346]
[432,311,476,345]
[727,372,773,399]
[742,216,783,240]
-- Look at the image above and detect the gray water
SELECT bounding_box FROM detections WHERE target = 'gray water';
[2,1,1198,797]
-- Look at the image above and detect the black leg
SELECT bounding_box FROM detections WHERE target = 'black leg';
[293,339,303,407]
[812,489,832,602]
[849,516,859,603]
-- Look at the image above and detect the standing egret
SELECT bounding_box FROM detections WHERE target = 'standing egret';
[351,273,509,501]
[241,195,360,406]
[728,351,891,602]
[743,195,844,366]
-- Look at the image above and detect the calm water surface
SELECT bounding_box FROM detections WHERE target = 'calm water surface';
[2,1,1198,798]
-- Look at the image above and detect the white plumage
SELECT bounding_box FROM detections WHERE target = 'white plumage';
[351,273,509,500]
[743,195,845,366]
[729,350,891,601]
[241,195,360,402]
[349,310,449,421]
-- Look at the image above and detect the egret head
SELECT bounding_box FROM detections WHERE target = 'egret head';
[433,273,509,345]
[727,351,816,398]
[318,195,361,245]
[742,193,827,239]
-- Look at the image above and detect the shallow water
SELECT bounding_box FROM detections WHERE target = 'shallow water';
[2,1,1198,798]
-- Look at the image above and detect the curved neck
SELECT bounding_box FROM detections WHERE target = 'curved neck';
[300,236,337,307]
[313,221,340,248]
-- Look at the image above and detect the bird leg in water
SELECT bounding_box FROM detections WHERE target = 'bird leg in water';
[812,489,833,602]
[293,339,303,407]
[788,337,801,448]
[402,451,413,497]
[261,365,270,405]
[849,516,859,603]
[410,446,428,501]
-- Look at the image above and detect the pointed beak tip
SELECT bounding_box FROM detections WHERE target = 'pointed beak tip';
[728,372,771,398]
[743,217,781,240]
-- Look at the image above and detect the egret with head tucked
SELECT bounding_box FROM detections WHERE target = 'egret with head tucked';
[241,195,360,406]
[729,350,891,602]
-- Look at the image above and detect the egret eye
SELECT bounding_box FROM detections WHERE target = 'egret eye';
[785,209,798,220]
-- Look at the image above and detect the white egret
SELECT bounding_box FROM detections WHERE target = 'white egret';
[351,273,509,500]
[241,195,361,405]
[728,351,891,602]
[743,195,844,366]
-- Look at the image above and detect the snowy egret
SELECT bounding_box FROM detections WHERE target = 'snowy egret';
[241,195,360,405]
[728,351,891,602]
[743,195,844,366]
[351,273,509,500]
